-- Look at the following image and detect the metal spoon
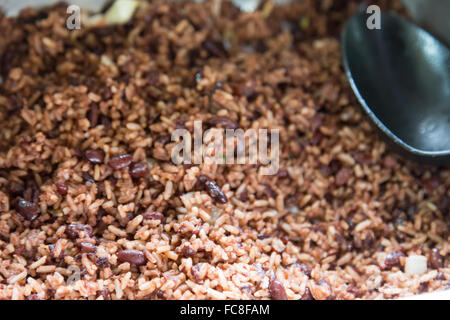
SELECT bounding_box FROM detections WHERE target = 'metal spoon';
[341,10,450,164]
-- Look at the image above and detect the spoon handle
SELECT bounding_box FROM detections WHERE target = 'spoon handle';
[399,0,450,47]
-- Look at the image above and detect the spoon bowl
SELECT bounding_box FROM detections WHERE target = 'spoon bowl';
[341,11,450,164]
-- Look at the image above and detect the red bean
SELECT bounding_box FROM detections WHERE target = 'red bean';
[202,39,227,57]
[335,167,353,186]
[65,224,93,239]
[181,246,196,257]
[238,189,248,202]
[384,155,398,168]
[429,248,443,269]
[85,149,105,164]
[147,71,159,86]
[301,287,314,300]
[55,182,68,195]
[14,198,40,221]
[277,168,289,179]
[102,86,112,100]
[108,154,132,170]
[269,279,287,300]
[198,176,228,204]
[234,82,256,99]
[117,249,146,266]
[82,172,95,183]
[264,185,277,198]
[310,114,324,131]
[96,289,110,300]
[206,116,239,130]
[78,241,97,253]
[95,257,110,269]
[384,251,405,269]
[143,210,164,221]
[129,162,148,178]
[87,103,99,127]
[100,115,112,128]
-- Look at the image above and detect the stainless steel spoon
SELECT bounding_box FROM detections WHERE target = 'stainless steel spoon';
[341,10,450,164]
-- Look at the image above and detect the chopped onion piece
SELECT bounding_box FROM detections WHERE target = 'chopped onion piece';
[405,255,427,276]
[105,0,139,25]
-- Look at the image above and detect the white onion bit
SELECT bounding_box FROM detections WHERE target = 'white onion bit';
[405,255,427,276]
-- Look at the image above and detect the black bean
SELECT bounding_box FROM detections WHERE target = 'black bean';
[117,249,146,266]
[65,224,93,239]
[198,176,228,204]
[85,149,105,164]
[55,182,68,195]
[269,279,287,300]
[14,198,40,221]
[108,154,132,170]
[129,162,148,178]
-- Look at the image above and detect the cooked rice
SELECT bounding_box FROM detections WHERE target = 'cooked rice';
[0,0,448,300]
